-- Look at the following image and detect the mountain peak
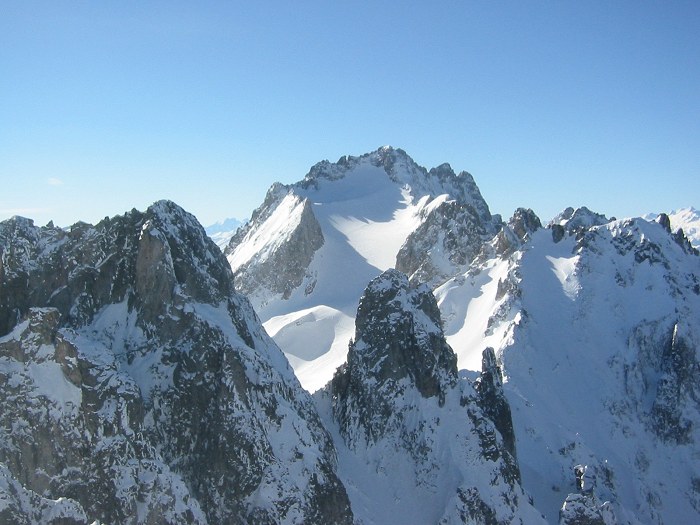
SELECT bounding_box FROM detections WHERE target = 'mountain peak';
[147,198,186,215]
[0,201,354,524]
[550,206,611,233]
[145,199,205,235]
[322,270,542,523]
[4,215,36,229]
[369,144,413,172]
[300,145,418,188]
[430,162,455,175]
[338,268,457,409]
[301,146,494,223]
[226,146,500,389]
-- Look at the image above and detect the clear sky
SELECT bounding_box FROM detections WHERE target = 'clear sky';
[1,1,699,228]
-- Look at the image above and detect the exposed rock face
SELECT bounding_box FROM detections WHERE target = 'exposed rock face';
[396,198,501,287]
[559,493,616,525]
[0,462,88,525]
[552,224,566,243]
[494,208,542,257]
[418,162,495,224]
[475,348,518,462]
[0,201,235,335]
[225,188,324,302]
[626,319,700,446]
[330,269,458,442]
[0,201,353,525]
[672,227,699,255]
[386,156,503,288]
[322,269,543,524]
[657,213,672,233]
[558,465,617,525]
[509,208,542,241]
[550,206,611,234]
[0,307,204,524]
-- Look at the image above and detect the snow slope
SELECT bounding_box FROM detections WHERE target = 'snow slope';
[438,216,700,523]
[227,147,497,392]
[436,256,517,372]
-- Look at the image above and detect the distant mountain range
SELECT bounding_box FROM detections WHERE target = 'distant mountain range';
[204,217,242,250]
[1,147,698,524]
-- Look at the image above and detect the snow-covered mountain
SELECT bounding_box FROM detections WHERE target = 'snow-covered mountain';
[0,202,352,524]
[225,146,700,523]
[204,217,242,250]
[435,210,700,523]
[0,200,537,524]
[225,146,501,391]
[3,145,699,524]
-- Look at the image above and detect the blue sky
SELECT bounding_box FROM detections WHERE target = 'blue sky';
[1,1,699,227]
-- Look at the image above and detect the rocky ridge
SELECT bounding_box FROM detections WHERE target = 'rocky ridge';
[0,201,353,524]
[225,189,324,301]
[301,147,494,221]
[225,146,501,312]
[396,198,501,287]
[434,208,700,523]
[318,269,544,524]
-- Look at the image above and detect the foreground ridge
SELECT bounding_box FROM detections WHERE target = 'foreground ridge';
[0,201,353,524]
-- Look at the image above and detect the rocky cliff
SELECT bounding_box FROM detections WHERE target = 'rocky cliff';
[318,269,544,525]
[0,201,352,524]
[396,196,501,287]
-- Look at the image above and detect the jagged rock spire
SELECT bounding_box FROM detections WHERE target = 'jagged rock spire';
[331,269,458,442]
[323,269,541,523]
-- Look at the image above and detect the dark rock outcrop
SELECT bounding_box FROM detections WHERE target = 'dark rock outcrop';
[550,207,610,235]
[494,208,542,257]
[330,269,458,442]
[225,187,324,302]
[324,269,541,523]
[649,323,699,444]
[552,223,566,243]
[475,347,518,463]
[656,213,672,233]
[559,493,616,525]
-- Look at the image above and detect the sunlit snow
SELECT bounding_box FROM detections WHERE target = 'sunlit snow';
[246,163,455,391]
